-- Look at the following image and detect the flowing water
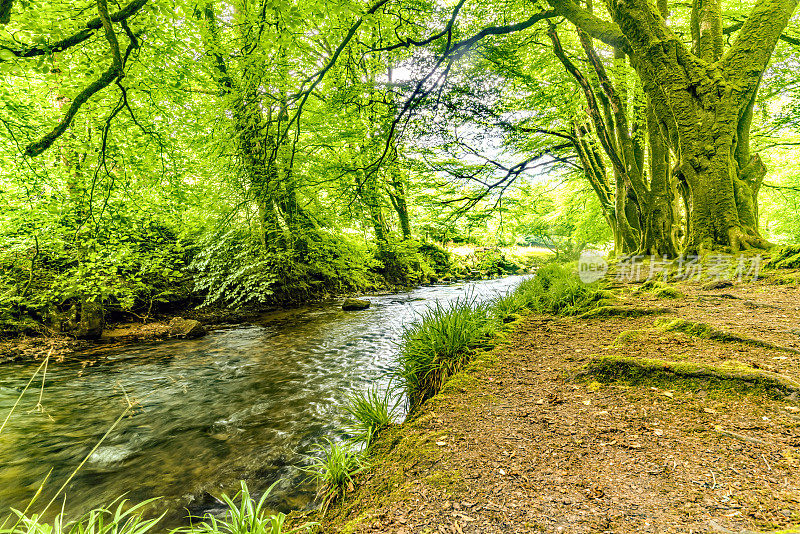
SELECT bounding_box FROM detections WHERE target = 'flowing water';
[0,276,525,524]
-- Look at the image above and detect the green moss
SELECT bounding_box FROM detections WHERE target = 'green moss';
[425,469,466,496]
[636,280,684,299]
[655,318,798,353]
[655,286,683,299]
[656,318,715,337]
[583,355,800,394]
[613,329,650,345]
[766,245,800,269]
[581,305,674,319]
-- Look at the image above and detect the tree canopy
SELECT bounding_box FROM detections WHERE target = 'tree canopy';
[2,0,800,333]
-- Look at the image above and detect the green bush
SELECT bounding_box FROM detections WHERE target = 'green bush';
[191,228,380,307]
[418,242,452,276]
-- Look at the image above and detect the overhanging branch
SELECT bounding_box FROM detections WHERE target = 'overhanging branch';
[0,0,147,61]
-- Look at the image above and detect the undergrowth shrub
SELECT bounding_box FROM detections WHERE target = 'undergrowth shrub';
[191,228,380,307]
[417,242,451,277]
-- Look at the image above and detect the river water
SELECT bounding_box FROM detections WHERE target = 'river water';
[0,276,524,524]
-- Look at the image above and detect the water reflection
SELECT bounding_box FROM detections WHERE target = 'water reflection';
[0,276,524,524]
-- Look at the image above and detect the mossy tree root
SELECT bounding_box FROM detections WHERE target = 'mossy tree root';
[580,305,675,319]
[656,318,799,354]
[583,355,800,394]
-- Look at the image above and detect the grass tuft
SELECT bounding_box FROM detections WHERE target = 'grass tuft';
[302,440,367,511]
[396,297,498,412]
[343,387,397,446]
[512,264,605,315]
[177,481,314,534]
[1,499,163,534]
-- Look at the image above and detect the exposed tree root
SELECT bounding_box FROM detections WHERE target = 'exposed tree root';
[580,305,675,319]
[656,318,799,354]
[583,355,800,394]
[637,280,684,299]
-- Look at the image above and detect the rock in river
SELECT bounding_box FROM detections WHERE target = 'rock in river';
[169,317,206,338]
[342,298,370,311]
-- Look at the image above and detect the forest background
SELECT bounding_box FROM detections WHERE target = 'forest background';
[3,0,800,339]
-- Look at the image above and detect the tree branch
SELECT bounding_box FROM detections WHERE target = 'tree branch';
[0,0,147,61]
[546,0,628,50]
[722,0,799,94]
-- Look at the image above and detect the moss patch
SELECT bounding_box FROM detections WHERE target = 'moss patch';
[581,305,674,319]
[655,318,799,353]
[583,355,800,394]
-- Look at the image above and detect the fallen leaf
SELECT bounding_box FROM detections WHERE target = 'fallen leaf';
[661,391,674,398]
[436,441,447,446]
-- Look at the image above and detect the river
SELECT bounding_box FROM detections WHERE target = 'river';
[0,276,524,525]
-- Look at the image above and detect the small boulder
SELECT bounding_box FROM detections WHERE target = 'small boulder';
[169,317,206,339]
[342,298,370,311]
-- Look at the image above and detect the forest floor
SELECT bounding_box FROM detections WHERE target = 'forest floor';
[312,276,800,533]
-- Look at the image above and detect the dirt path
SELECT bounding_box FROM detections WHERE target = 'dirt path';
[317,282,800,533]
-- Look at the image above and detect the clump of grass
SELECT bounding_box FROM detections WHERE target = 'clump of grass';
[302,440,367,511]
[489,289,528,323]
[177,481,314,534]
[1,499,163,534]
[515,263,605,315]
[343,387,396,446]
[396,297,498,412]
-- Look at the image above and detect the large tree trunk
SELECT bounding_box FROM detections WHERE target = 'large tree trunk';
[548,0,798,252]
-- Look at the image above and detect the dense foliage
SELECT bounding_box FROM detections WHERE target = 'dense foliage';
[2,0,800,338]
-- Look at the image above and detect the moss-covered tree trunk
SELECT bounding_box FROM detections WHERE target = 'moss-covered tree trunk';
[549,0,797,252]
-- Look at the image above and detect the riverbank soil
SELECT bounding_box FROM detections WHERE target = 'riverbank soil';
[317,279,800,533]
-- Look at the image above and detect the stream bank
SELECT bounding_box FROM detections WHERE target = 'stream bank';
[305,277,800,533]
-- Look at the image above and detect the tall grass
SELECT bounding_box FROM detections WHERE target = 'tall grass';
[177,482,314,534]
[0,499,163,534]
[343,387,396,446]
[302,440,366,511]
[497,263,603,316]
[396,297,499,412]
